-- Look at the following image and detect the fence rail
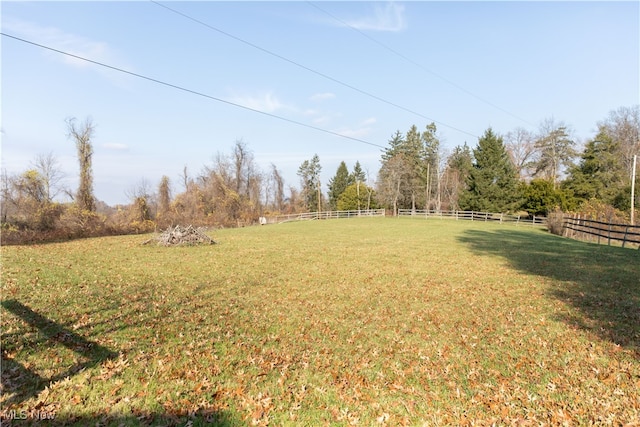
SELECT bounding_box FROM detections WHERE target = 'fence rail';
[563,215,640,249]
[264,209,386,224]
[397,209,547,226]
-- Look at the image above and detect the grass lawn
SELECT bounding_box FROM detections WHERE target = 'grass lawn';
[1,217,639,425]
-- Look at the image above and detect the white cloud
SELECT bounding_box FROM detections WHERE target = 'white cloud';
[3,18,123,69]
[345,2,407,32]
[310,92,336,101]
[333,117,377,139]
[228,91,289,113]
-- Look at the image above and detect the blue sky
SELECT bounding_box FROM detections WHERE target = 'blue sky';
[2,1,638,206]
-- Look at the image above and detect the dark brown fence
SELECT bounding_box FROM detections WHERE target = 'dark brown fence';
[563,215,640,249]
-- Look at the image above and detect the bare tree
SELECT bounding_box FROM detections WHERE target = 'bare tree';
[504,127,536,180]
[0,168,13,223]
[599,105,640,182]
[67,117,96,211]
[125,178,154,223]
[178,165,191,191]
[269,163,285,212]
[377,154,410,216]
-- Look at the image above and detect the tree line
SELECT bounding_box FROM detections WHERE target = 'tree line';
[377,106,639,223]
[1,105,638,243]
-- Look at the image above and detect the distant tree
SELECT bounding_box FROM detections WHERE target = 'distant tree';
[6,169,63,230]
[297,154,322,212]
[156,175,172,225]
[67,117,96,212]
[422,122,442,210]
[521,179,572,216]
[563,127,627,206]
[377,154,410,215]
[378,126,428,211]
[532,118,576,188]
[351,161,366,184]
[380,130,405,162]
[327,161,351,210]
[266,163,285,212]
[504,127,536,180]
[0,168,12,223]
[599,105,640,182]
[32,152,67,202]
[337,182,378,211]
[178,165,191,191]
[459,128,521,213]
[441,143,473,210]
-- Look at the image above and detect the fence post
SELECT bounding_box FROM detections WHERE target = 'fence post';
[622,226,629,248]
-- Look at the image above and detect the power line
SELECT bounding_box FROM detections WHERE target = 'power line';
[307,1,537,128]
[150,0,479,139]
[1,32,387,150]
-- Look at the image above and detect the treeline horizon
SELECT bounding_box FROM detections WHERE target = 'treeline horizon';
[1,105,638,244]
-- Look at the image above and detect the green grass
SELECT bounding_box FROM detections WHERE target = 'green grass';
[1,217,639,425]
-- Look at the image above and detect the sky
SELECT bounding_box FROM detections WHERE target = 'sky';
[2,1,639,206]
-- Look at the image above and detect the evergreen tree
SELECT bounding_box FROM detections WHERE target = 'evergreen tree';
[459,128,521,213]
[521,179,572,216]
[351,161,366,184]
[327,161,351,210]
[380,130,405,162]
[337,183,378,210]
[563,127,626,205]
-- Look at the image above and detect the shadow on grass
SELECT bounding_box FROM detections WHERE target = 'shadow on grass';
[458,228,640,353]
[0,411,240,426]
[0,411,239,426]
[1,300,240,426]
[1,300,119,407]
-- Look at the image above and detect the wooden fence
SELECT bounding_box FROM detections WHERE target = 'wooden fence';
[397,209,547,227]
[264,209,386,224]
[563,215,640,249]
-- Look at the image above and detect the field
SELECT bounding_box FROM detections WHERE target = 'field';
[1,217,639,426]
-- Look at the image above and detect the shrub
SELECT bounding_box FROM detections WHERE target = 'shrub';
[546,209,565,236]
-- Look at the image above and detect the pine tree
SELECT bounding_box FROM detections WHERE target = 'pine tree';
[327,161,351,210]
[459,128,521,213]
[564,127,626,205]
[351,161,366,184]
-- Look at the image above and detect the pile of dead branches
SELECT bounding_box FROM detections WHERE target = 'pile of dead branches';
[143,225,216,246]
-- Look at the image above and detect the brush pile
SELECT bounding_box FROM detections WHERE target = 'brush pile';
[143,225,216,246]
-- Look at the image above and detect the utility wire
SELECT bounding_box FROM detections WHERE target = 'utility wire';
[150,0,479,139]
[307,1,536,128]
[1,32,387,150]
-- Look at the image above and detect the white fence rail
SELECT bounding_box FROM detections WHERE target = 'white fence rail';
[397,209,547,227]
[264,209,386,224]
